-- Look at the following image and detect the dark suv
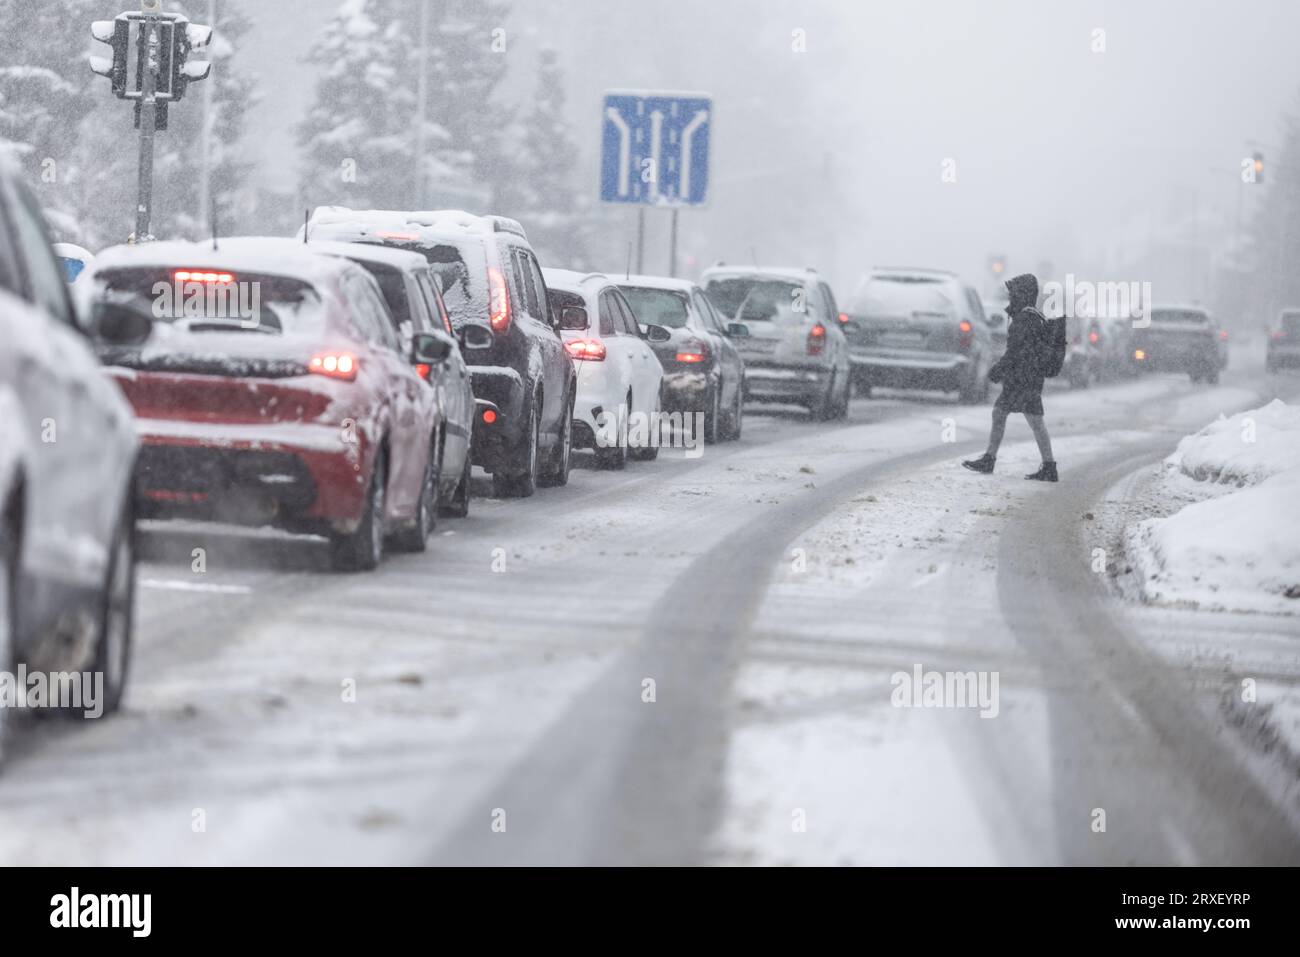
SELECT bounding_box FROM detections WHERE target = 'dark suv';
[303,208,575,497]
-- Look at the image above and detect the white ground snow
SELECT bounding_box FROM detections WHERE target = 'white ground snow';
[1125,400,1300,615]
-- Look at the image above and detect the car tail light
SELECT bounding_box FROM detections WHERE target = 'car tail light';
[309,352,357,381]
[1271,330,1286,341]
[838,312,850,325]
[957,319,973,350]
[482,408,498,425]
[807,324,827,355]
[487,266,511,333]
[1088,330,1100,344]
[1219,329,1229,341]
[565,338,606,361]
[175,270,234,284]
[1134,349,1146,361]
[415,363,432,381]
[677,338,709,364]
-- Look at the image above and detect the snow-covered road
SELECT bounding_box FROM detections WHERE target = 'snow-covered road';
[1,349,1297,865]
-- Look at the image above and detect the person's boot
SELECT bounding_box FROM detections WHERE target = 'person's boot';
[1025,461,1058,482]
[962,453,996,474]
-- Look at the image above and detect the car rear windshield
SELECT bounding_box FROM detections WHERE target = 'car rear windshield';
[95,268,323,334]
[420,240,487,329]
[705,278,801,322]
[1151,309,1209,325]
[1281,312,1300,334]
[847,275,952,317]
[621,286,690,328]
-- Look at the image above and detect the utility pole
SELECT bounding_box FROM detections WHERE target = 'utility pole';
[414,0,430,207]
[198,0,216,234]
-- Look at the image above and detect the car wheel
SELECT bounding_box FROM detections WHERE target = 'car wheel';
[540,391,574,487]
[703,385,722,444]
[330,450,386,571]
[394,435,440,552]
[630,388,662,459]
[91,504,135,715]
[493,401,539,498]
[720,380,744,440]
[595,396,628,470]
[0,511,17,764]
[441,450,471,519]
[809,372,836,420]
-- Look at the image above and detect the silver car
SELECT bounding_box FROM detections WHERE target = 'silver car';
[700,265,851,420]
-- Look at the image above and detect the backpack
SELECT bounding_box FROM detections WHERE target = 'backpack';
[1038,312,1068,378]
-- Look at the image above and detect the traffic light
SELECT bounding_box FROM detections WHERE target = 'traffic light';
[89,19,130,97]
[171,21,214,103]
[989,255,1006,277]
[1253,151,1264,184]
[88,12,211,103]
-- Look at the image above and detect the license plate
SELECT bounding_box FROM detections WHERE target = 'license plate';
[881,331,925,348]
[743,339,778,354]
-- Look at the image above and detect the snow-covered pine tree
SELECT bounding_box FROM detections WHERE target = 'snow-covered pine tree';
[0,0,103,238]
[297,0,420,212]
[513,48,590,268]
[299,0,513,216]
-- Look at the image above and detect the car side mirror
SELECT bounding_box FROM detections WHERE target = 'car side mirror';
[643,323,672,342]
[458,324,493,351]
[558,305,588,331]
[92,297,154,346]
[725,322,751,339]
[411,331,452,365]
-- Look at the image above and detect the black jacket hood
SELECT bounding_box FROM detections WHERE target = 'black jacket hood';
[1005,273,1039,315]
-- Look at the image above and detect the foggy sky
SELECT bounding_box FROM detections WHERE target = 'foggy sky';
[242,0,1300,296]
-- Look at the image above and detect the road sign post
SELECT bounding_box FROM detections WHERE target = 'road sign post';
[600,91,712,276]
[135,6,160,241]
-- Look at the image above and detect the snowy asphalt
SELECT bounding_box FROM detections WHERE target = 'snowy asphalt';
[0,347,1297,865]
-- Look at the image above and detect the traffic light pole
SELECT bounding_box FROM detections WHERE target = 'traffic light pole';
[135,11,160,242]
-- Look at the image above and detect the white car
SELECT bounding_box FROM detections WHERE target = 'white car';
[543,269,664,469]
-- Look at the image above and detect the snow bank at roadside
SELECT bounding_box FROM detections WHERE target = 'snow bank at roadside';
[1126,401,1300,615]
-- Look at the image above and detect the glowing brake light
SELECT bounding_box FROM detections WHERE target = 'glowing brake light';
[1088,330,1100,344]
[1219,329,1229,341]
[807,323,827,355]
[482,408,498,425]
[1134,349,1146,361]
[175,270,234,284]
[676,338,710,364]
[487,266,511,333]
[565,338,606,361]
[838,312,850,324]
[957,319,973,350]
[309,352,357,381]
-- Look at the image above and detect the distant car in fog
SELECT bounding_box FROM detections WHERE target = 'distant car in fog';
[701,265,850,419]
[840,267,993,403]
[1267,309,1300,373]
[543,269,665,468]
[616,274,746,443]
[1131,305,1227,384]
[87,238,452,570]
[1084,313,1142,381]
[303,208,575,498]
[0,171,143,758]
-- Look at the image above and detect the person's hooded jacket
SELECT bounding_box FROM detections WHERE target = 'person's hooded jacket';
[988,273,1046,409]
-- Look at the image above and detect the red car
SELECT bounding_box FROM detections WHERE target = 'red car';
[86,238,452,570]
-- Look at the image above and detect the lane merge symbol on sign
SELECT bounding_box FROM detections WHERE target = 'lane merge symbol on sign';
[601,91,712,207]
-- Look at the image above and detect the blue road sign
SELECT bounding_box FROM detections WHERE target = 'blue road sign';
[600,91,712,207]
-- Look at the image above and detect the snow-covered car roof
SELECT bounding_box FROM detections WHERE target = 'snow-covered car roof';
[700,264,822,284]
[306,206,527,241]
[871,266,958,279]
[300,238,432,274]
[541,268,610,293]
[90,237,361,289]
[53,242,94,262]
[615,273,699,293]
